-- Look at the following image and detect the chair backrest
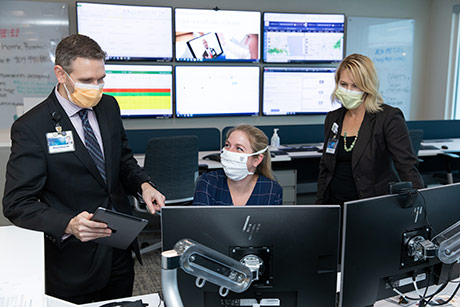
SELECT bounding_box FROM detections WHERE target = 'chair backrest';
[408,129,424,156]
[144,135,199,201]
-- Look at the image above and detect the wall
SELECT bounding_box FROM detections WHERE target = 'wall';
[419,0,460,120]
[0,0,452,224]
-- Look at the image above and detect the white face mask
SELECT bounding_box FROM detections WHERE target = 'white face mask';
[220,147,268,181]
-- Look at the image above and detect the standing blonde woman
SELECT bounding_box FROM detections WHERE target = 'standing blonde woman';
[194,124,283,205]
[316,53,424,205]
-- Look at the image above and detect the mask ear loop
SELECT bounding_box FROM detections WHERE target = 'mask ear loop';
[247,146,269,175]
[250,146,269,156]
[61,69,76,102]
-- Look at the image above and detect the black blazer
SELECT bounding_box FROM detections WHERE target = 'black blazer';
[3,90,150,297]
[316,105,424,204]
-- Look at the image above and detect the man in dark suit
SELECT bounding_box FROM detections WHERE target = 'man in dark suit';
[2,34,165,304]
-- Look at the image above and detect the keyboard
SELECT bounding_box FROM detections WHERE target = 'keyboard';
[271,151,289,157]
[202,153,221,162]
[279,145,319,152]
[420,145,439,150]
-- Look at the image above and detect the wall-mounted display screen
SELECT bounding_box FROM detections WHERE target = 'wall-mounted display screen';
[263,67,340,115]
[76,2,172,61]
[175,66,260,117]
[103,64,173,118]
[263,13,345,63]
[175,8,261,62]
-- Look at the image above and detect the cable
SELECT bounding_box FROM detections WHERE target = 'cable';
[427,280,460,306]
[157,291,164,307]
[417,192,436,236]
[387,277,419,301]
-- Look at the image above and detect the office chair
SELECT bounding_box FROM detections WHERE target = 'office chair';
[133,135,199,254]
[408,129,424,158]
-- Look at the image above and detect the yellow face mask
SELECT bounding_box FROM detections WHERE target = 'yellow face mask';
[63,71,104,108]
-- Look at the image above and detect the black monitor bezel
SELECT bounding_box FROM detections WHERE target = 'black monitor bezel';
[161,205,341,306]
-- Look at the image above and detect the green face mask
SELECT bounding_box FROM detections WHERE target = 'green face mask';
[335,85,364,110]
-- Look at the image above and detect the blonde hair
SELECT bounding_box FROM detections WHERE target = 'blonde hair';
[332,53,384,113]
[226,124,274,180]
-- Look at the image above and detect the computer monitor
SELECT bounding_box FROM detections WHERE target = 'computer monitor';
[175,8,261,62]
[103,64,172,118]
[263,67,341,115]
[263,12,345,63]
[340,183,460,307]
[162,205,341,306]
[175,66,260,117]
[76,2,172,61]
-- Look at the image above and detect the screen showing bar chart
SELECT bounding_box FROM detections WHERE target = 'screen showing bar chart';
[103,64,173,118]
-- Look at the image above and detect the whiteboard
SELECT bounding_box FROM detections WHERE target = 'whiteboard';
[0,1,69,129]
[347,17,414,119]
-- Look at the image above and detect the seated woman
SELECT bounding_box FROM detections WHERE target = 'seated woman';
[193,124,283,205]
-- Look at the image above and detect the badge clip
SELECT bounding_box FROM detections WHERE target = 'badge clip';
[331,122,339,135]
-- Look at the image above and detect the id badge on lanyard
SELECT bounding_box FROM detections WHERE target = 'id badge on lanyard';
[326,122,339,155]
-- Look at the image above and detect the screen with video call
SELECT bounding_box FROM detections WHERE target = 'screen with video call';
[76,2,173,61]
[263,67,341,115]
[263,12,345,63]
[175,66,260,117]
[103,64,173,118]
[175,8,261,62]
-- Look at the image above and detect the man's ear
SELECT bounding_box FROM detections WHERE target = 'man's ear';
[54,65,66,84]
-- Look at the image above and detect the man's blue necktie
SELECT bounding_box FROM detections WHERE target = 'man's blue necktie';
[78,109,107,183]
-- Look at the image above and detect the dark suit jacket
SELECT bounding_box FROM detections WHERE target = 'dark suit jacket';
[3,90,150,298]
[316,105,424,204]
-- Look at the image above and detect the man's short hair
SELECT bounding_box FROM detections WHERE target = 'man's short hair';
[55,34,106,73]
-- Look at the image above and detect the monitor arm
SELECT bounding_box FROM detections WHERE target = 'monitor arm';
[408,220,460,264]
[161,238,254,307]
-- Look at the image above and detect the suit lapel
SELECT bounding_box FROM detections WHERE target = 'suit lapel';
[46,93,107,190]
[352,112,376,170]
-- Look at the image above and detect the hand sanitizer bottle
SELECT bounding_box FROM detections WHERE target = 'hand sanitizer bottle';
[271,128,280,148]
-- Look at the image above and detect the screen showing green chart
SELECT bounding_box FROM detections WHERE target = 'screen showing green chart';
[263,12,345,63]
[103,64,172,118]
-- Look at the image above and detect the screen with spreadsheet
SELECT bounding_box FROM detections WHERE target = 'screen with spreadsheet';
[263,67,340,115]
[77,2,172,61]
[263,12,345,63]
[103,64,172,118]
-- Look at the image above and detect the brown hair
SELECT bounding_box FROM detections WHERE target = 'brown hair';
[226,124,274,180]
[55,34,106,73]
[332,53,384,113]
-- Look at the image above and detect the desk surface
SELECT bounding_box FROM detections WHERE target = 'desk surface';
[0,226,45,307]
[420,138,460,157]
[134,139,460,169]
